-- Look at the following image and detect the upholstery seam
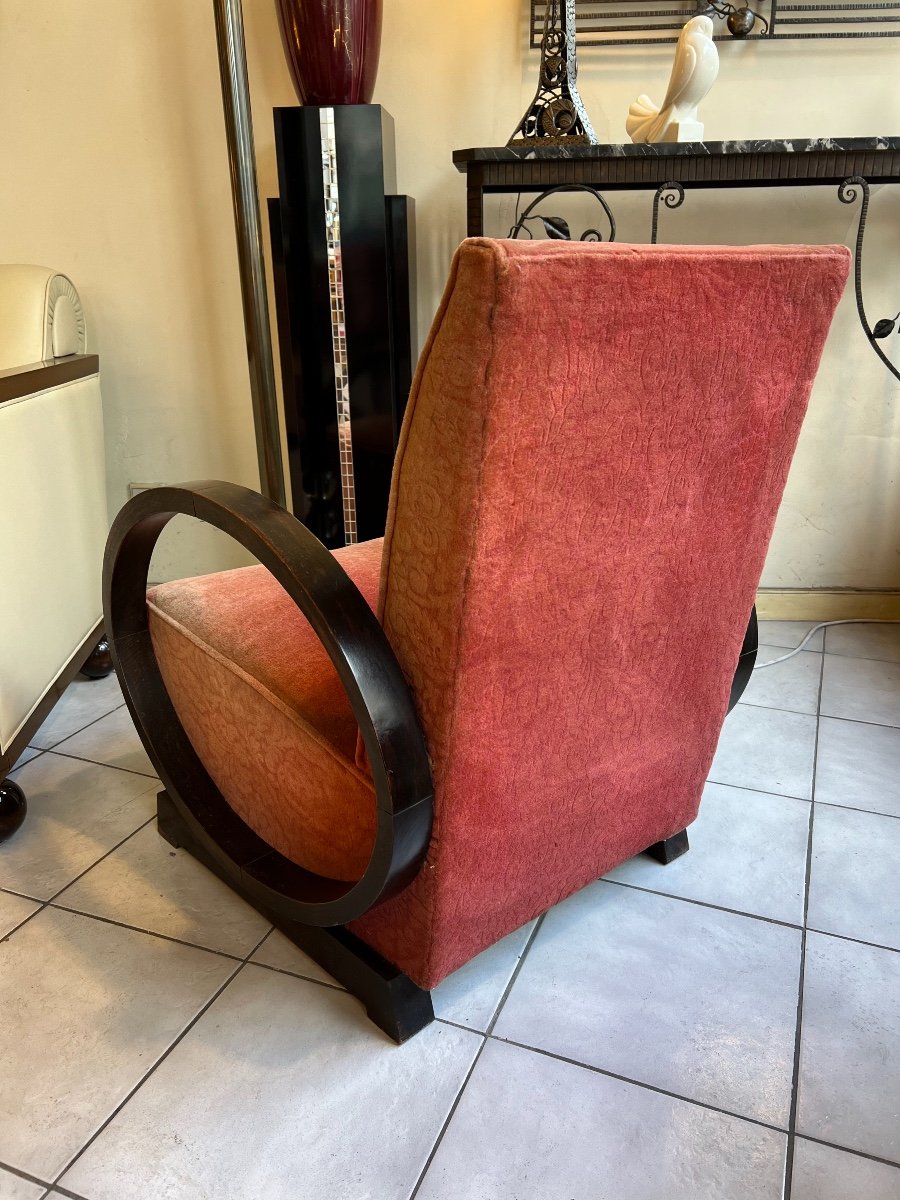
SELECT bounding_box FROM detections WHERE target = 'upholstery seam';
[146,599,375,790]
[469,237,850,263]
[419,241,506,981]
[378,247,465,622]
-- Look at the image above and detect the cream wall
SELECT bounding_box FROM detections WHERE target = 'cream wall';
[0,0,897,592]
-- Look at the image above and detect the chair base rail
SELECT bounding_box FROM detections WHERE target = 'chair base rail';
[156,789,435,1044]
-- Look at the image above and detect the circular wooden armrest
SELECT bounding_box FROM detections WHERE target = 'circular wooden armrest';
[103,480,433,927]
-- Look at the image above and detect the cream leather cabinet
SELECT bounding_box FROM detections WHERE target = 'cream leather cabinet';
[0,266,111,839]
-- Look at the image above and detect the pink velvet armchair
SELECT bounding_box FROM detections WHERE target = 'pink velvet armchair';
[104,239,849,1041]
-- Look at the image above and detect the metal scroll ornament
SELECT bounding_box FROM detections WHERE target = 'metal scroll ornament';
[509,0,597,147]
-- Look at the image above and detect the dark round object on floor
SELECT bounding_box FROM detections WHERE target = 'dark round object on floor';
[0,780,27,842]
[81,636,114,680]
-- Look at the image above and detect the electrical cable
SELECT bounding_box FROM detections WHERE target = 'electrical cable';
[754,618,900,667]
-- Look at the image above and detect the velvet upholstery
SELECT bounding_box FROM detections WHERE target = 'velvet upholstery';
[148,541,382,881]
[150,239,849,991]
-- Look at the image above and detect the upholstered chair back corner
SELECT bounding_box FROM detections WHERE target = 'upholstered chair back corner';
[353,238,850,985]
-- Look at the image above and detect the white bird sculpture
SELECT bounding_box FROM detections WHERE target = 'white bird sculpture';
[626,15,719,144]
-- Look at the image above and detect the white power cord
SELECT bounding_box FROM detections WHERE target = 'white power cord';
[755,618,900,668]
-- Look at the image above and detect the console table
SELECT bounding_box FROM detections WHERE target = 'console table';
[453,137,900,380]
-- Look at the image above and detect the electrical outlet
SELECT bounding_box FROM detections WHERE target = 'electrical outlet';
[128,482,165,498]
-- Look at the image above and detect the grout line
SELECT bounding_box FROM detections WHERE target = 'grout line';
[26,700,127,757]
[782,646,825,1200]
[45,816,158,904]
[490,1035,790,1136]
[485,916,545,1037]
[707,777,812,804]
[602,878,803,933]
[243,954,346,994]
[0,816,157,946]
[45,901,249,964]
[41,747,156,782]
[740,701,820,718]
[706,777,899,825]
[730,693,900,737]
[814,798,900,823]
[406,1035,489,1200]
[790,1132,900,1172]
[816,711,900,733]
[50,926,273,1189]
[42,1183,91,1200]
[804,926,900,958]
[432,1019,900,1173]
[0,1160,55,1191]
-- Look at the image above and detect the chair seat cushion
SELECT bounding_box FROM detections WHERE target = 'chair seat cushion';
[147,539,383,882]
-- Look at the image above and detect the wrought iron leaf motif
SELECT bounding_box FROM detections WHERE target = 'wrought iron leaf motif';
[542,216,572,239]
[873,314,899,338]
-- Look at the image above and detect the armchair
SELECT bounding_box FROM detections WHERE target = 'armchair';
[0,267,111,840]
[105,239,848,1040]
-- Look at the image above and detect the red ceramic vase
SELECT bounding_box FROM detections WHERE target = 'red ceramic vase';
[276,0,383,106]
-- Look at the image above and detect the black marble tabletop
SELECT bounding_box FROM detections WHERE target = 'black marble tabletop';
[453,136,900,170]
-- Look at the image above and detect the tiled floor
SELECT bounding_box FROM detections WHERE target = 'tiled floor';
[2,620,899,1199]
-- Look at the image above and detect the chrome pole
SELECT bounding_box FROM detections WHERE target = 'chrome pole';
[213,0,286,506]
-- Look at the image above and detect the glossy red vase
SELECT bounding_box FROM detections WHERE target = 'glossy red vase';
[276,0,383,106]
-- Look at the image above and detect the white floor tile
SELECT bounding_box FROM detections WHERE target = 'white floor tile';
[493,881,801,1125]
[798,932,900,1162]
[249,928,342,987]
[62,964,482,1200]
[29,674,124,750]
[0,906,234,1181]
[432,921,536,1032]
[0,890,39,939]
[824,621,900,664]
[820,655,900,728]
[55,823,272,958]
[52,707,155,777]
[815,716,900,818]
[807,805,900,950]
[740,646,822,715]
[417,1039,787,1200]
[709,704,817,799]
[0,1166,46,1199]
[791,1138,900,1200]
[3,755,158,900]
[606,782,809,924]
[757,621,825,652]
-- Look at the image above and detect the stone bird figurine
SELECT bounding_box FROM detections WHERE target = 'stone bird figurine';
[626,15,719,144]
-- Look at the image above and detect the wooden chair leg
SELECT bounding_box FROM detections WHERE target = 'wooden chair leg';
[645,828,689,864]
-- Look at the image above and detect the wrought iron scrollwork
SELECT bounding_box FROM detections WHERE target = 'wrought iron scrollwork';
[509,185,616,243]
[650,182,686,243]
[839,176,900,383]
[509,0,597,146]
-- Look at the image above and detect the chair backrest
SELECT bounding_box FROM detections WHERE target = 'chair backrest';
[361,239,848,983]
[0,265,86,367]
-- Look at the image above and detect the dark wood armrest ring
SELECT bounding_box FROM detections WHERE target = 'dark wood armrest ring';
[103,480,433,928]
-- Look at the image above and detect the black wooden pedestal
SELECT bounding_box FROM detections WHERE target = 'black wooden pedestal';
[270,104,415,546]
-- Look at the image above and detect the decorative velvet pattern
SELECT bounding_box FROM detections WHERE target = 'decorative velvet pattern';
[147,239,848,992]
[148,541,382,881]
[349,240,849,988]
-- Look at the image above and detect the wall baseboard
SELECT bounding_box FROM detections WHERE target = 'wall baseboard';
[756,590,900,621]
